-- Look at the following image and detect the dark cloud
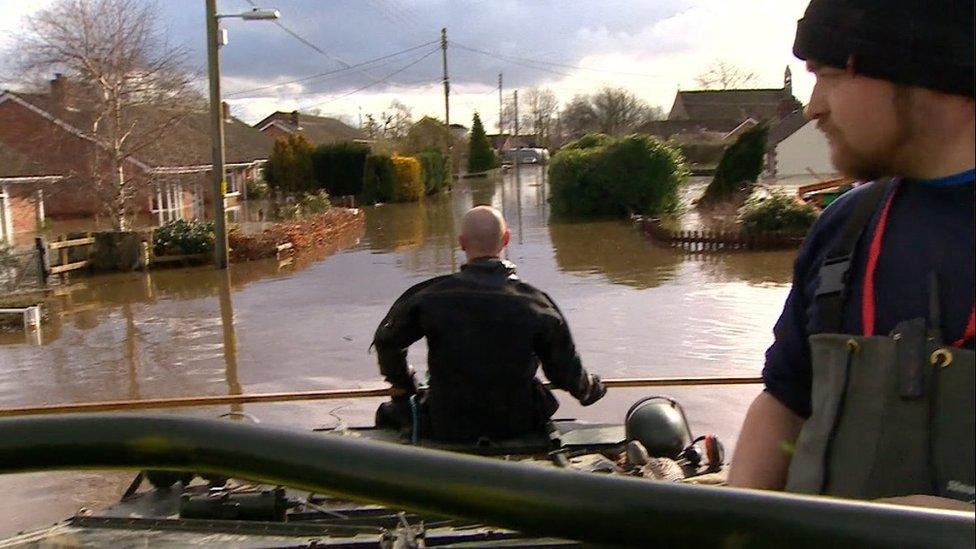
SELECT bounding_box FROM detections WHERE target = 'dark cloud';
[158,0,689,98]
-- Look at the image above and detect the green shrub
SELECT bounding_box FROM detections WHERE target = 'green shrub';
[299,190,331,215]
[246,179,269,200]
[702,124,768,204]
[416,150,450,194]
[562,133,614,151]
[312,141,370,197]
[738,189,819,235]
[391,155,423,202]
[153,219,215,256]
[467,112,495,173]
[361,154,396,204]
[548,133,687,218]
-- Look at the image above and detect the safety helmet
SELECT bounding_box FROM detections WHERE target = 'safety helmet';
[624,396,693,459]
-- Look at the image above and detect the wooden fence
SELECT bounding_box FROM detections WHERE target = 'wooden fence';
[35,233,95,282]
[637,217,804,251]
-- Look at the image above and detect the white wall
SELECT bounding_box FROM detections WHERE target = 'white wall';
[773,121,836,178]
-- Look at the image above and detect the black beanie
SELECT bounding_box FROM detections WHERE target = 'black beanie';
[794,0,975,97]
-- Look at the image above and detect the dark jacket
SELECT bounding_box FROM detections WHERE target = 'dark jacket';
[373,257,603,442]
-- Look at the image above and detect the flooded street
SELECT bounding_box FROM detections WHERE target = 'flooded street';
[0,168,795,535]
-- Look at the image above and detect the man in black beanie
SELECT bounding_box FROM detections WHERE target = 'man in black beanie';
[729,0,974,510]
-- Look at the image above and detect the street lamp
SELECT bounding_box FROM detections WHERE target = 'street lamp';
[206,1,279,269]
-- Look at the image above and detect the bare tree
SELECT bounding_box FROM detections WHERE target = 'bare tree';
[14,0,196,230]
[382,100,413,140]
[559,95,598,140]
[522,87,559,147]
[362,113,380,139]
[694,60,759,90]
[590,87,653,136]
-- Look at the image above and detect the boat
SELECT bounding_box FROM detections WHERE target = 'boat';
[796,177,857,208]
[0,390,972,548]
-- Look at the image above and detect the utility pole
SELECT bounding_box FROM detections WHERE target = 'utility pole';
[513,89,520,180]
[498,73,503,134]
[205,2,277,269]
[205,0,228,269]
[358,106,363,129]
[441,28,450,129]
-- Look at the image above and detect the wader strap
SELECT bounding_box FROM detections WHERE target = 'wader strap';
[813,179,894,333]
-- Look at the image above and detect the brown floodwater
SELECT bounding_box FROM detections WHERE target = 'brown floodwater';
[0,168,796,535]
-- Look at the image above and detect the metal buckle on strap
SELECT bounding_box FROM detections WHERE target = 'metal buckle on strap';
[816,255,851,297]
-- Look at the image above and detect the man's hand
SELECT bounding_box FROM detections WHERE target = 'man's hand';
[578,374,606,406]
[875,495,976,512]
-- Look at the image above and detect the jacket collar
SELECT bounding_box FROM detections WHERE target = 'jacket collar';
[459,257,519,281]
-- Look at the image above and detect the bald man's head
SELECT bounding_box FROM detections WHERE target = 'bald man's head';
[459,205,510,259]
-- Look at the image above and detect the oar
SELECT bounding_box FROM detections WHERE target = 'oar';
[0,375,762,417]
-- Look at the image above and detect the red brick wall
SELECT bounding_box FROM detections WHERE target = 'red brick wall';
[6,187,39,234]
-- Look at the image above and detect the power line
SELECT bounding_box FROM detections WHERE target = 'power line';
[452,42,662,79]
[242,0,411,89]
[224,40,438,97]
[231,46,442,100]
[298,47,440,110]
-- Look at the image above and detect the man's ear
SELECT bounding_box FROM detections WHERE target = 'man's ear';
[458,234,467,251]
[502,229,511,247]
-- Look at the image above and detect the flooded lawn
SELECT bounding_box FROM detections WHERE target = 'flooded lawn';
[0,167,796,535]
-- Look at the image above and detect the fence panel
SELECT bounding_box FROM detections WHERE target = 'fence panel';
[0,247,43,295]
[635,217,804,251]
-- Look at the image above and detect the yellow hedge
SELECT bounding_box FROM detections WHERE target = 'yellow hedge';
[391,155,423,202]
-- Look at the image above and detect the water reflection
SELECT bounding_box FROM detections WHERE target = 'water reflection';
[549,220,683,289]
[550,221,794,289]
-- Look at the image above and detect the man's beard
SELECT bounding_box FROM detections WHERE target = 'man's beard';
[824,87,914,181]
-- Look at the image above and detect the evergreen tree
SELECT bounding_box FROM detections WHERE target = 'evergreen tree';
[700,124,769,204]
[264,134,315,193]
[467,112,495,173]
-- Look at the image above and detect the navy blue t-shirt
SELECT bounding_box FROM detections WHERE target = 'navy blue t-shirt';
[763,171,975,418]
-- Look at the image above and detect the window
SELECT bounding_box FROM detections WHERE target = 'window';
[150,182,184,225]
[225,170,241,196]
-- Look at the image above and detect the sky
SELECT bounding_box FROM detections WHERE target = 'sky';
[0,0,815,129]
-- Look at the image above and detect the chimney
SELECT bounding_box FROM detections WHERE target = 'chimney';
[290,110,300,129]
[221,101,232,122]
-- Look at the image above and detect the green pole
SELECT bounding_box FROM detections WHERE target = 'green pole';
[0,414,970,548]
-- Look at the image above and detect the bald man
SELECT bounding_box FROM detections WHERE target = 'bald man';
[372,205,605,443]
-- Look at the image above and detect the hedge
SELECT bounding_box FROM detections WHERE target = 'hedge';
[548,133,687,218]
[416,150,450,195]
[391,155,423,202]
[312,141,370,197]
[361,154,396,205]
[738,188,819,235]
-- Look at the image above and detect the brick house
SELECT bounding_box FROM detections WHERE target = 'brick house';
[639,67,802,141]
[0,76,274,244]
[253,110,365,145]
[0,144,60,245]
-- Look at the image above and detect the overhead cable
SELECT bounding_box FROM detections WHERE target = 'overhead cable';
[224,40,439,97]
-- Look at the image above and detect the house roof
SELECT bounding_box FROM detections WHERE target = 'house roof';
[767,110,811,147]
[254,111,365,144]
[2,91,273,169]
[638,118,744,139]
[0,142,63,180]
[670,88,801,122]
